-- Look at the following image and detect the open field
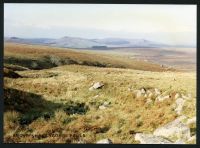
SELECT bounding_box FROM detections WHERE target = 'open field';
[81,47,196,71]
[3,43,196,144]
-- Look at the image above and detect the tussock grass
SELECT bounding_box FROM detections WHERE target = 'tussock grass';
[3,43,196,143]
[4,63,196,143]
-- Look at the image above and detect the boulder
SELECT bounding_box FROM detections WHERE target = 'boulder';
[96,138,112,144]
[153,116,191,141]
[135,133,173,144]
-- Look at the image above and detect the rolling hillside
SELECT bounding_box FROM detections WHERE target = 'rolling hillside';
[3,43,196,144]
[4,43,174,72]
[5,36,167,48]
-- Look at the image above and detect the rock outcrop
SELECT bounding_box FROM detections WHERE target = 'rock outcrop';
[153,116,190,141]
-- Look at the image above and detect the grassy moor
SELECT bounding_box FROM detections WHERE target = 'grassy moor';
[3,43,196,144]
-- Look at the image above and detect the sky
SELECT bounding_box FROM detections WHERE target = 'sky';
[4,4,196,46]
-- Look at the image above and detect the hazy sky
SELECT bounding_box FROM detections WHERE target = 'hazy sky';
[4,4,196,46]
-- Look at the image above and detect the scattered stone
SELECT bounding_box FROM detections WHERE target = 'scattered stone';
[141,88,146,94]
[146,98,152,104]
[99,105,107,110]
[93,95,99,99]
[103,101,110,106]
[156,95,170,102]
[155,88,161,95]
[174,93,180,99]
[147,92,153,98]
[77,139,86,144]
[144,94,147,98]
[175,98,185,115]
[135,90,142,98]
[135,133,173,144]
[96,138,112,144]
[153,116,191,141]
[89,82,104,91]
[93,82,104,89]
[182,95,189,100]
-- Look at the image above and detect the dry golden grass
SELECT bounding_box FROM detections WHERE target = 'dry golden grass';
[4,43,176,72]
[4,64,196,143]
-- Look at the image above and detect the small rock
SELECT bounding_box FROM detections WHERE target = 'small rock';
[96,138,112,144]
[93,82,104,89]
[89,82,104,91]
[99,105,107,110]
[174,93,180,99]
[141,88,146,94]
[156,95,170,102]
[93,95,99,99]
[77,139,86,144]
[155,88,161,95]
[135,133,173,144]
[186,117,196,125]
[146,98,152,104]
[175,98,185,115]
[147,92,153,98]
[103,101,110,106]
[135,90,142,98]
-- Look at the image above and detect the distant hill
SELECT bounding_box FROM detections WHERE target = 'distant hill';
[5,36,169,49]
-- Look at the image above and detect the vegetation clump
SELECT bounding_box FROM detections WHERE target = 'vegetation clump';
[63,101,89,115]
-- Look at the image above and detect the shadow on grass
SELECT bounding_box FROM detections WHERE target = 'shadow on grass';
[4,87,89,126]
[4,55,125,70]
